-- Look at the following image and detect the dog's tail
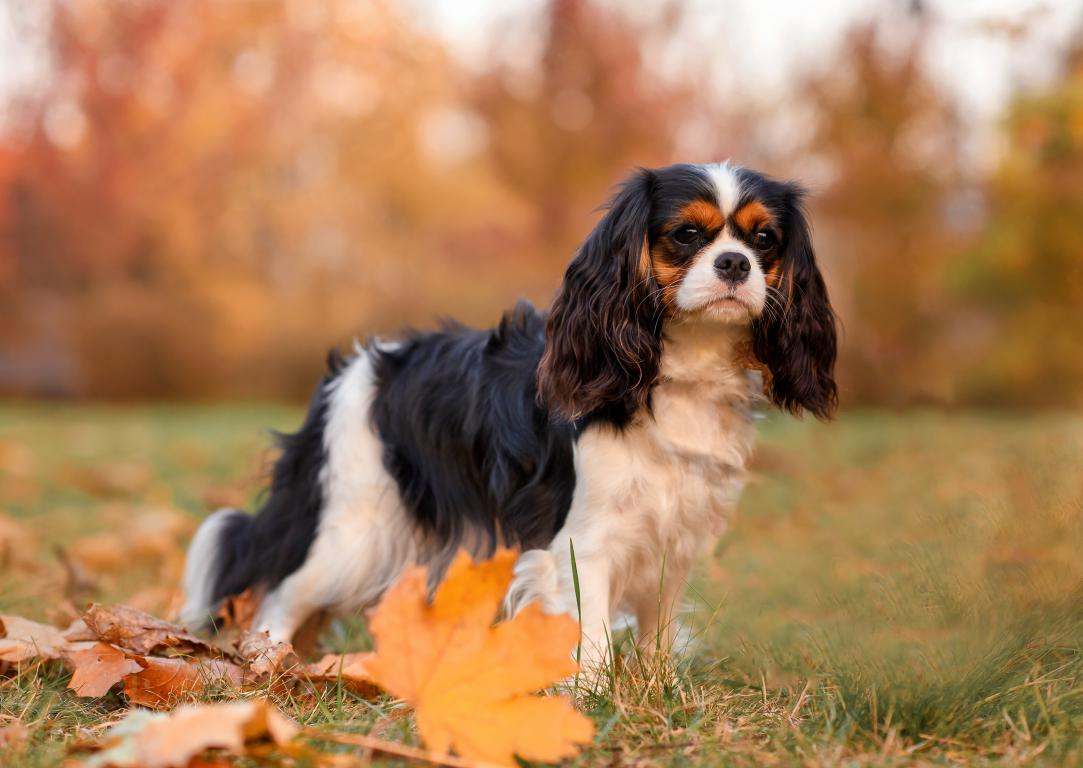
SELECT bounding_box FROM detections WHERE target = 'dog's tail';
[179,351,347,631]
[181,506,249,628]
[179,507,255,629]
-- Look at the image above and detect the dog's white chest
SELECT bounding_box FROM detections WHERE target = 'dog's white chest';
[573,323,759,549]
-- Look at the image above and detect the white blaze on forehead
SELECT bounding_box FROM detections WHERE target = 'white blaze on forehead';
[675,162,765,322]
[704,161,742,217]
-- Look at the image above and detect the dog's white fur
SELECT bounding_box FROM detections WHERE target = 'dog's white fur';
[507,320,758,667]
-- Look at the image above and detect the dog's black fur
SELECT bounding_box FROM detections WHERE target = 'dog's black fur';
[370,302,577,554]
[209,352,347,607]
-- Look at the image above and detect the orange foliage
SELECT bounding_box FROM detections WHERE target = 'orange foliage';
[366,549,593,766]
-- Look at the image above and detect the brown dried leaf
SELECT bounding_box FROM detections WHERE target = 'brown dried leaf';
[83,604,212,656]
[60,461,152,499]
[201,485,246,510]
[55,545,100,605]
[63,618,97,642]
[0,439,34,476]
[237,631,298,677]
[83,699,297,768]
[124,587,180,618]
[216,587,262,632]
[68,534,128,573]
[67,642,144,698]
[123,656,246,710]
[126,508,194,562]
[0,720,29,749]
[0,615,69,662]
[0,512,37,570]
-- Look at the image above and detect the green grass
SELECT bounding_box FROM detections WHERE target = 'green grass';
[3,404,1083,765]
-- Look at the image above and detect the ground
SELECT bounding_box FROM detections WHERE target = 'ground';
[2,404,1083,766]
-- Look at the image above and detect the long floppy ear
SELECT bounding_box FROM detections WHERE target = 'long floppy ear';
[537,169,663,422]
[752,186,838,419]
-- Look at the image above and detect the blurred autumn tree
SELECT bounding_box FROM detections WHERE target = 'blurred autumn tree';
[0,0,514,398]
[473,0,711,268]
[800,19,972,407]
[1,0,1081,407]
[0,0,705,399]
[950,41,1083,407]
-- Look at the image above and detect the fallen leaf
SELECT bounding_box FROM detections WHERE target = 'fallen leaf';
[216,587,262,632]
[67,642,144,698]
[125,586,182,618]
[126,507,194,562]
[0,720,29,749]
[303,652,379,696]
[63,618,98,642]
[55,544,100,605]
[68,534,128,573]
[0,438,32,471]
[61,461,152,499]
[0,512,37,570]
[366,550,594,767]
[237,631,298,677]
[123,656,246,709]
[0,615,69,662]
[83,604,212,656]
[201,485,246,510]
[82,699,296,768]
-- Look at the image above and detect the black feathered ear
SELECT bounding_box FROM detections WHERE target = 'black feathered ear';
[538,169,663,422]
[752,186,838,419]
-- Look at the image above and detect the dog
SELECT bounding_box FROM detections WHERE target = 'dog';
[181,161,837,669]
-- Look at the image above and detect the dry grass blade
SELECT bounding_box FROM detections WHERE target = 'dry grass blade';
[303,728,508,768]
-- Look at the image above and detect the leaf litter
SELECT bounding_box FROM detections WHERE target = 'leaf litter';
[1,549,596,767]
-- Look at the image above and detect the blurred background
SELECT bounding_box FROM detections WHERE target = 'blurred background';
[1,0,1081,406]
[3,7,1083,758]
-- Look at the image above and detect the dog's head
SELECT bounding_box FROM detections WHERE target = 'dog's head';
[538,162,837,422]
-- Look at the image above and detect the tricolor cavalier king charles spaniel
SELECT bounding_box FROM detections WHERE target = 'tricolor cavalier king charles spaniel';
[182,161,837,668]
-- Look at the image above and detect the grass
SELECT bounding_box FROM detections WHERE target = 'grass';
[3,403,1083,765]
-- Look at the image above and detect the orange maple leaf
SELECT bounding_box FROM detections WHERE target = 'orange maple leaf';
[366,549,594,767]
[67,642,144,698]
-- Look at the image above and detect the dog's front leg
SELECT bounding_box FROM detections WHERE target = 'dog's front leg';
[565,548,613,676]
[633,555,690,658]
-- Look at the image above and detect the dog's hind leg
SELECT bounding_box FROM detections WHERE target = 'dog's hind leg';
[253,491,418,643]
[254,349,419,644]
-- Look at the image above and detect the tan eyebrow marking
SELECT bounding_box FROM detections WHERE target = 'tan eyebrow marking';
[732,200,773,232]
[672,199,724,232]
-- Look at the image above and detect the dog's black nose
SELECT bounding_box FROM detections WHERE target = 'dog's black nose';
[714,252,751,283]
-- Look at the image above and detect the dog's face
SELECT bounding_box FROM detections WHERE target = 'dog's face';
[539,162,837,423]
[648,164,781,325]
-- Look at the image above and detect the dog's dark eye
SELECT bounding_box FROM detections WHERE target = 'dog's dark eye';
[754,230,776,250]
[673,225,700,245]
